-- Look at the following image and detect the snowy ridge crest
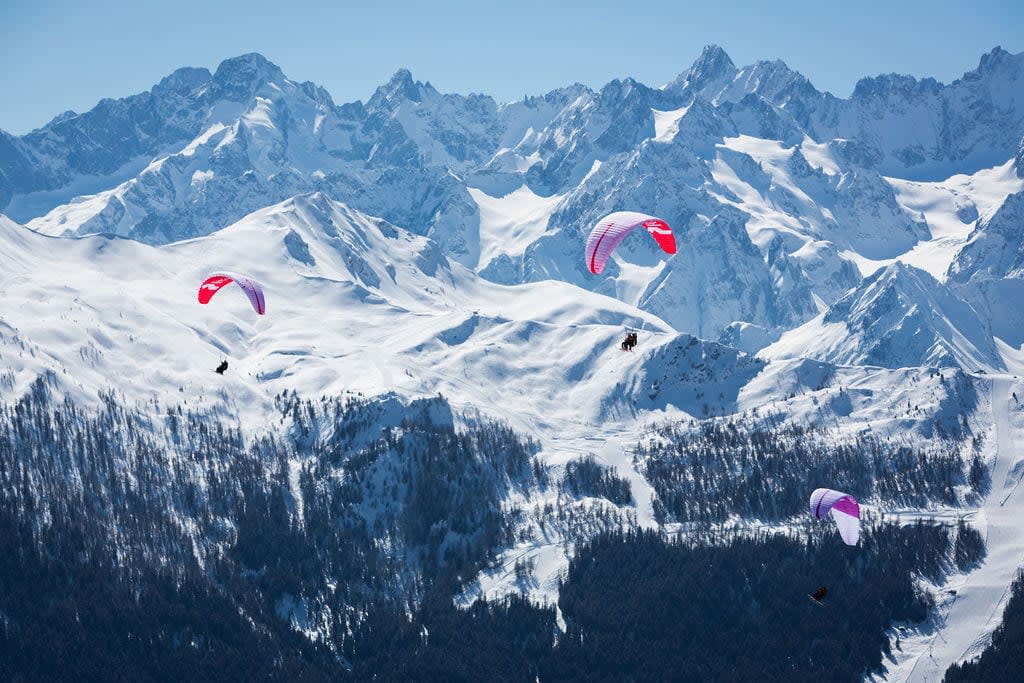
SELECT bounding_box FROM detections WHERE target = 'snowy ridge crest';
[764,262,1003,371]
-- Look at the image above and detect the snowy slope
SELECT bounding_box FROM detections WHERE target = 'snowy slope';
[762,263,1003,371]
[0,200,678,436]
[882,160,1024,280]
[887,376,1024,681]
[3,200,985,615]
[469,184,563,277]
[949,190,1024,348]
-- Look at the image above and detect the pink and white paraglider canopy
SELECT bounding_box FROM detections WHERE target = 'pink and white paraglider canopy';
[809,488,860,546]
[584,211,677,275]
[198,272,266,315]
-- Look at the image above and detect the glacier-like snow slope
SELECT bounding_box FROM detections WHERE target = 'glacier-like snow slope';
[883,160,1024,281]
[469,184,563,274]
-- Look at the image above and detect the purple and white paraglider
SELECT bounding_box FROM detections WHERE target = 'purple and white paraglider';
[809,488,861,546]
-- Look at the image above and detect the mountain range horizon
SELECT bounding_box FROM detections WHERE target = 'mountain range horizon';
[6,43,1021,135]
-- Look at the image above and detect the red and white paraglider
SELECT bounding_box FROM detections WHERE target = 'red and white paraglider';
[584,211,676,275]
[197,272,266,316]
[809,488,861,546]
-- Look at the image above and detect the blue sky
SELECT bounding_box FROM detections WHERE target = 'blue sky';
[1,0,1020,134]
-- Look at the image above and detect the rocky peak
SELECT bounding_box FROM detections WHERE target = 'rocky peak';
[977,46,1015,75]
[851,72,942,100]
[153,66,212,96]
[209,53,287,100]
[368,68,426,108]
[686,44,737,85]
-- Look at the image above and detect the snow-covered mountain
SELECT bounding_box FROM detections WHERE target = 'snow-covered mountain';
[3,44,1024,680]
[1,55,482,268]
[762,262,1003,370]
[4,46,1022,346]
[949,190,1024,346]
[669,44,1024,180]
[0,196,682,428]
[0,202,995,630]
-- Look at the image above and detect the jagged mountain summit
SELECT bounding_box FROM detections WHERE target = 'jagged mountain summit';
[1,54,483,266]
[668,44,1024,180]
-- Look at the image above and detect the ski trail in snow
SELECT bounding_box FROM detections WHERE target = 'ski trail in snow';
[894,376,1024,682]
[543,426,657,528]
[288,458,304,526]
[582,429,657,528]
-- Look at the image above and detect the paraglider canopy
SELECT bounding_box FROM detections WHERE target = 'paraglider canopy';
[585,211,676,275]
[809,488,860,546]
[198,272,266,315]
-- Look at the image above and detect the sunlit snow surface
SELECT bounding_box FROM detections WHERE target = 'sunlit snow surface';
[469,184,563,271]
[874,161,1024,280]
